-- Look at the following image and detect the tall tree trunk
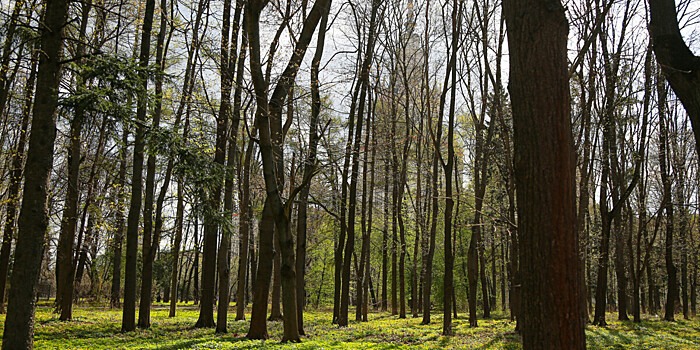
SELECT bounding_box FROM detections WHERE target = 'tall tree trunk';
[138,0,171,328]
[631,47,653,323]
[246,0,329,340]
[2,0,69,346]
[420,0,439,320]
[297,2,330,331]
[215,0,243,333]
[122,0,156,332]
[334,48,362,325]
[382,155,390,312]
[658,79,678,322]
[362,97,377,321]
[502,0,585,347]
[339,0,380,327]
[0,49,36,314]
[442,0,460,335]
[194,0,220,329]
[55,0,92,320]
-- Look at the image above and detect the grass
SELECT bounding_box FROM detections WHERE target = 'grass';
[1,302,699,349]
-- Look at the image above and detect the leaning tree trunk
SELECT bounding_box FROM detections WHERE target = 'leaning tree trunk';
[340,0,378,324]
[502,0,585,348]
[1,0,69,346]
[297,3,330,331]
[245,0,329,340]
[647,0,700,155]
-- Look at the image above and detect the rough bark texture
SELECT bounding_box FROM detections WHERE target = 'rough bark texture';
[502,0,586,348]
[1,0,69,346]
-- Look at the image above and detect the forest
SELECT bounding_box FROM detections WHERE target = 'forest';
[0,0,699,348]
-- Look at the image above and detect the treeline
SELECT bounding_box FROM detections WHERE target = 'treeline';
[0,0,698,348]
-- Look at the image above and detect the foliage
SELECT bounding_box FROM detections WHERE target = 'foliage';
[2,305,698,349]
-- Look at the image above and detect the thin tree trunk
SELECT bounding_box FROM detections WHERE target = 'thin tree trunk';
[0,50,36,314]
[55,0,92,320]
[658,79,678,322]
[442,0,460,335]
[122,0,156,332]
[297,2,330,331]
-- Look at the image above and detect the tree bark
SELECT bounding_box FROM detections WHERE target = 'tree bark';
[2,0,69,346]
[245,0,329,340]
[122,0,156,332]
[502,0,585,347]
[646,0,700,155]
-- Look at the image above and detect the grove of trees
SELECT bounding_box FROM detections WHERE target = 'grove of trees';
[0,0,698,348]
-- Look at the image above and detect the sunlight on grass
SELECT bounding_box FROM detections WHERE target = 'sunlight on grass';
[1,305,698,349]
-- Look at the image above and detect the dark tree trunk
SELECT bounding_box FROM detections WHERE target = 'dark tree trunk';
[215,0,243,334]
[502,0,586,347]
[647,0,700,155]
[658,80,678,322]
[382,156,390,312]
[298,3,330,331]
[339,0,379,327]
[138,0,171,328]
[0,49,36,314]
[122,0,156,333]
[1,0,69,346]
[246,0,329,340]
[631,48,653,323]
[442,0,460,336]
[236,125,254,321]
[194,0,219,329]
[55,0,92,320]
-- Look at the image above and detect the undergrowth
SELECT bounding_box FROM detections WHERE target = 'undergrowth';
[1,302,698,349]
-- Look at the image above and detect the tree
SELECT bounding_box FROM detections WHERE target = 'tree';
[0,0,34,316]
[646,0,700,155]
[122,0,156,332]
[1,0,70,346]
[55,0,93,321]
[216,0,244,333]
[297,1,331,332]
[502,0,586,348]
[138,0,171,329]
[245,0,330,340]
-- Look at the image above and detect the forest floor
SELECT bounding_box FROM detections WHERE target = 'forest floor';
[1,301,699,349]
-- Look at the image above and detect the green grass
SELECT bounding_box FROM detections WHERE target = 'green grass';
[1,303,699,349]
